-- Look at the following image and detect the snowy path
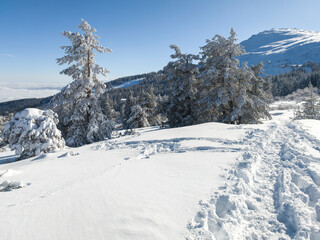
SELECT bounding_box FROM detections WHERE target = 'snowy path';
[187,117,320,239]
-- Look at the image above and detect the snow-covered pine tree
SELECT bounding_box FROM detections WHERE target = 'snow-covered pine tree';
[226,62,252,124]
[102,94,118,121]
[197,28,271,124]
[126,105,150,129]
[140,86,162,126]
[248,62,272,122]
[122,93,136,129]
[294,82,320,120]
[48,19,113,147]
[197,28,245,123]
[164,45,199,127]
[56,19,112,80]
[227,62,272,124]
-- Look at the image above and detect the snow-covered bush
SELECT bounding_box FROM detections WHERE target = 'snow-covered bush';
[1,108,65,160]
[276,84,319,102]
[294,83,320,120]
[269,101,297,111]
[0,113,13,135]
[0,114,13,151]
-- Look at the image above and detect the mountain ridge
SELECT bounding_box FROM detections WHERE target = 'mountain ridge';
[240,28,320,74]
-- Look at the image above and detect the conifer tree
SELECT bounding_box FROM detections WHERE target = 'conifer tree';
[226,62,271,124]
[126,105,150,129]
[165,45,199,127]
[248,62,272,121]
[56,19,111,80]
[48,19,113,147]
[122,93,136,129]
[197,28,245,123]
[140,86,162,126]
[197,29,271,124]
[102,94,118,121]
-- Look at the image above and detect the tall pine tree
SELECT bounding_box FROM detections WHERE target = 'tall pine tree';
[197,29,271,124]
[122,92,136,129]
[140,86,162,126]
[165,45,199,127]
[48,19,113,147]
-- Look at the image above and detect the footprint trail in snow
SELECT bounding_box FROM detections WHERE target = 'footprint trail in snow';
[187,121,320,239]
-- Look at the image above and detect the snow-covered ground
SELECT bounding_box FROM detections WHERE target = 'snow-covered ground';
[0,103,320,239]
[187,108,320,239]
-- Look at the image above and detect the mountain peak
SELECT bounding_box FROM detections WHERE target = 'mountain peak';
[239,28,320,75]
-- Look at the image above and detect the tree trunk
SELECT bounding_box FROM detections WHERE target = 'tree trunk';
[87,51,91,77]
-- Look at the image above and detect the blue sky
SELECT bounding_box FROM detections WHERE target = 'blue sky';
[1,0,320,85]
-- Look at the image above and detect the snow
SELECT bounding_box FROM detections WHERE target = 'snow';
[240,28,320,75]
[16,108,43,119]
[0,103,320,239]
[0,122,245,239]
[112,78,145,89]
[245,29,320,55]
[187,108,320,239]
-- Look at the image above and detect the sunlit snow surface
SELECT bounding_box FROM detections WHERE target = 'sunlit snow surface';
[112,78,145,89]
[0,102,320,239]
[240,28,320,75]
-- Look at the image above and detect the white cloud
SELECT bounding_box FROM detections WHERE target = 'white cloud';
[0,82,64,103]
[0,82,65,90]
[0,54,15,58]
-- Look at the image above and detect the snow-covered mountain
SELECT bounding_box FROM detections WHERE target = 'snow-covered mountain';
[240,28,320,75]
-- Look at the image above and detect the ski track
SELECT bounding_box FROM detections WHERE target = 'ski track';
[187,120,320,239]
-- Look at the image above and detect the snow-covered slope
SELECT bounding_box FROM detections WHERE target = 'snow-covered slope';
[0,122,245,240]
[240,28,320,75]
[112,77,145,89]
[1,104,320,239]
